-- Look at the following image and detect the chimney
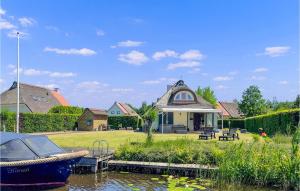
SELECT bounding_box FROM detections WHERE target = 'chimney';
[167,85,172,91]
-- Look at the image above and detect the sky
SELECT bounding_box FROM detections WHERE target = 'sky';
[0,0,299,109]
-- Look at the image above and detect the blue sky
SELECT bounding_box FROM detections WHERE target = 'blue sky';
[1,0,299,109]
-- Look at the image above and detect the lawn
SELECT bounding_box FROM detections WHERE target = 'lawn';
[47,130,254,149]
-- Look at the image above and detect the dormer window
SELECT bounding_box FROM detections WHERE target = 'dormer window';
[174,91,194,101]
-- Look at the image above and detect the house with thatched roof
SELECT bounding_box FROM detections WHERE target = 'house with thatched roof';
[0,81,69,113]
[154,80,222,133]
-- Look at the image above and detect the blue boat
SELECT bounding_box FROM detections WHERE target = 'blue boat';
[0,132,88,188]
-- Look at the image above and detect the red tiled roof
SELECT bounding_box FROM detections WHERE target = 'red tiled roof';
[51,91,69,106]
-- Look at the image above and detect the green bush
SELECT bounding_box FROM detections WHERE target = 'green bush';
[0,112,80,133]
[218,119,244,129]
[48,105,84,115]
[245,109,300,135]
[108,116,142,129]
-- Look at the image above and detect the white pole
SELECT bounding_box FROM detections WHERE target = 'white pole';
[16,32,20,133]
[221,111,223,130]
[162,112,164,134]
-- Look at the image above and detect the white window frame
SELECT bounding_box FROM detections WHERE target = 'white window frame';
[174,91,194,101]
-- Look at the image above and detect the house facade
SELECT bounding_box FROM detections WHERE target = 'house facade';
[154,80,222,133]
[0,82,69,113]
[108,102,140,117]
[77,108,108,131]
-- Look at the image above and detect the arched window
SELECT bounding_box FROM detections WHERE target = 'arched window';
[174,91,194,101]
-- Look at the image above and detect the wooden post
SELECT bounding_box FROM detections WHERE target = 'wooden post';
[161,112,164,134]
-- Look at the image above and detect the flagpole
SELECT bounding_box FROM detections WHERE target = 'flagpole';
[16,32,20,133]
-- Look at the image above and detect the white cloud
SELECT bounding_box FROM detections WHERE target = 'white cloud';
[112,40,144,48]
[188,68,201,73]
[96,29,105,36]
[0,20,16,30]
[215,85,228,90]
[9,66,76,78]
[8,64,16,69]
[141,77,177,85]
[111,88,134,92]
[7,29,28,38]
[279,80,288,85]
[49,72,76,78]
[152,50,178,60]
[264,46,290,57]
[44,47,97,56]
[0,8,6,15]
[118,50,148,65]
[167,61,200,70]
[179,49,204,60]
[254,67,268,73]
[23,68,49,76]
[0,78,4,84]
[213,76,233,81]
[251,76,266,81]
[18,17,36,27]
[76,81,109,93]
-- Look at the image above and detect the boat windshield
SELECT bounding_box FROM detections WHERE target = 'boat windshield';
[23,136,64,157]
[0,139,37,162]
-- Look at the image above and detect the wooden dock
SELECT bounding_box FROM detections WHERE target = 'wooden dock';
[108,160,218,177]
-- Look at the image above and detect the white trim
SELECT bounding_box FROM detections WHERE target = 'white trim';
[159,107,221,113]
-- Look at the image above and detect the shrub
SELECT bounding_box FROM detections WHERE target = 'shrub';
[48,105,84,115]
[0,112,80,133]
[108,116,142,130]
[245,109,300,135]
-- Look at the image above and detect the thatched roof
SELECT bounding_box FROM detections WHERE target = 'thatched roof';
[155,80,214,109]
[0,82,69,113]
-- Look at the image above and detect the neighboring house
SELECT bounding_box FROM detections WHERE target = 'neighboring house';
[154,80,222,133]
[108,102,140,117]
[217,101,244,118]
[77,108,108,131]
[0,81,69,113]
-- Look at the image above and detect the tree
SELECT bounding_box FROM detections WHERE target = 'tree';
[136,102,152,116]
[294,95,300,108]
[195,86,217,106]
[238,85,267,117]
[48,106,84,115]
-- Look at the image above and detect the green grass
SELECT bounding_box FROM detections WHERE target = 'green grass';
[47,130,254,149]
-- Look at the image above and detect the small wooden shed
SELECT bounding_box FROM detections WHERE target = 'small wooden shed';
[78,108,108,131]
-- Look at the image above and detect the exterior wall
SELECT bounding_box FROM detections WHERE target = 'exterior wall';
[173,112,187,126]
[0,104,31,113]
[92,115,108,130]
[188,113,194,130]
[107,104,125,116]
[78,111,94,131]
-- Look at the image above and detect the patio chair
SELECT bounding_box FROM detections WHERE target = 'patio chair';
[199,130,216,140]
[219,129,239,141]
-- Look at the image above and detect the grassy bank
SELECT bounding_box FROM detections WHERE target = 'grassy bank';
[48,130,253,149]
[115,134,299,189]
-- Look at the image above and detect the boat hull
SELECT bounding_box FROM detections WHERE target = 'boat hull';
[0,157,81,187]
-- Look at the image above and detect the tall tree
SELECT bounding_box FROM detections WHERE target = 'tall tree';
[195,86,217,106]
[238,85,267,117]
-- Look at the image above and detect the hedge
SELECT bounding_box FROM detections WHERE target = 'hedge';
[245,109,300,135]
[108,116,143,130]
[0,112,80,133]
[218,118,245,129]
[48,105,84,115]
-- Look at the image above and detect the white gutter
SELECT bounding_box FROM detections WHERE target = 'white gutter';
[159,107,222,113]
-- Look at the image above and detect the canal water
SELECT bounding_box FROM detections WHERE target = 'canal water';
[52,172,278,191]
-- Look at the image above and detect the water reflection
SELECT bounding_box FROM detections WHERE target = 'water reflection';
[51,172,277,191]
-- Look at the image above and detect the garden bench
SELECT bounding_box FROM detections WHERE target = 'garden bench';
[199,130,216,140]
[219,129,239,141]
